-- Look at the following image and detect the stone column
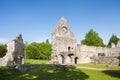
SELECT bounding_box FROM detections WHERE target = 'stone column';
[64,55,67,64]
[71,56,74,64]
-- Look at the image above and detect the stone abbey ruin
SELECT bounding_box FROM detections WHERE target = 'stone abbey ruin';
[51,17,120,66]
[0,17,120,68]
[0,34,25,68]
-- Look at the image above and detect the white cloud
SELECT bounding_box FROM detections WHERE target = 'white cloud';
[0,38,9,44]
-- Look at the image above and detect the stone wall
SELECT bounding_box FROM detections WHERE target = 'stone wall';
[76,44,120,64]
[51,17,120,65]
[0,34,25,68]
[51,17,77,64]
[91,56,120,66]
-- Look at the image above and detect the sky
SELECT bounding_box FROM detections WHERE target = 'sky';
[0,0,120,44]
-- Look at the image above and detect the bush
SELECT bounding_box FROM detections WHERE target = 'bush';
[25,41,51,60]
[0,44,7,57]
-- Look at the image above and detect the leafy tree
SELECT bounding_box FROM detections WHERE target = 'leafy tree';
[25,39,51,60]
[0,44,7,57]
[26,44,38,59]
[81,29,104,47]
[107,34,119,47]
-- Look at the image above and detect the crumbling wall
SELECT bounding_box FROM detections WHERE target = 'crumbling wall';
[51,17,120,65]
[0,34,25,68]
[91,56,120,66]
[51,17,77,64]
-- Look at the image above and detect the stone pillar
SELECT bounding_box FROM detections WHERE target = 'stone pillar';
[71,56,74,64]
[64,55,67,64]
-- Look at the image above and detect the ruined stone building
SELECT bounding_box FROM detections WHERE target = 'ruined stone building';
[0,34,25,67]
[51,17,120,65]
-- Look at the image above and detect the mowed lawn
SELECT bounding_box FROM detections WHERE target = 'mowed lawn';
[0,59,120,80]
[77,63,120,70]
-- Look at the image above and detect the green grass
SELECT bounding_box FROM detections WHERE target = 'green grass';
[77,63,120,70]
[0,59,120,80]
[25,59,49,64]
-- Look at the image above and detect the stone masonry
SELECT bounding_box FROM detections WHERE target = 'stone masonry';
[51,17,120,66]
[51,17,77,65]
[0,34,25,68]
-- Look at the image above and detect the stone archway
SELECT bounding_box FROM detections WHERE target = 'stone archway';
[67,53,74,64]
[75,57,79,64]
[66,56,71,64]
[59,55,65,64]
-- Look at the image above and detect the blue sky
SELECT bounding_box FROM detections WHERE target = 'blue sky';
[0,0,120,44]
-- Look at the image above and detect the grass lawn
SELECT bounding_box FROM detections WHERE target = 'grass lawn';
[0,59,120,80]
[25,59,49,64]
[77,63,120,70]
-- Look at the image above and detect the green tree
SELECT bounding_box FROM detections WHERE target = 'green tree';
[0,44,7,57]
[81,29,104,47]
[107,34,119,47]
[26,44,38,59]
[25,41,51,59]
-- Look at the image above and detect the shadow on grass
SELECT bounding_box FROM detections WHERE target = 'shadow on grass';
[0,64,89,80]
[0,66,21,80]
[103,70,120,78]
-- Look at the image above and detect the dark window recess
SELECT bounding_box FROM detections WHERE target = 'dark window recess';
[98,53,105,56]
[68,46,71,51]
[75,57,79,64]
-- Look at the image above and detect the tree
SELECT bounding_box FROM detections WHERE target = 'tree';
[25,41,51,59]
[107,34,119,47]
[26,44,38,59]
[0,44,7,57]
[81,29,104,47]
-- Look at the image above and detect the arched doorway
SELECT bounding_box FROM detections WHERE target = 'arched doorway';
[75,57,79,64]
[61,55,65,64]
[68,54,74,64]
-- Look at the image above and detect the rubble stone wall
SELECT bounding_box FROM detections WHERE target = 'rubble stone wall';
[0,34,25,67]
[91,56,120,66]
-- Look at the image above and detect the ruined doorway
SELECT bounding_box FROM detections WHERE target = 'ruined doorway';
[75,57,79,64]
[68,54,74,64]
[61,55,64,64]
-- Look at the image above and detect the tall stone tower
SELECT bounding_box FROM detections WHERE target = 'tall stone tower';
[51,17,77,64]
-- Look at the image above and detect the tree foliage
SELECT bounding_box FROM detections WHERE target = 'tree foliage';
[107,34,120,47]
[0,44,7,57]
[26,39,51,59]
[81,29,104,47]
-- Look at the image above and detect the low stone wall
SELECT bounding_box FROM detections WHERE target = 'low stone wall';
[91,56,120,66]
